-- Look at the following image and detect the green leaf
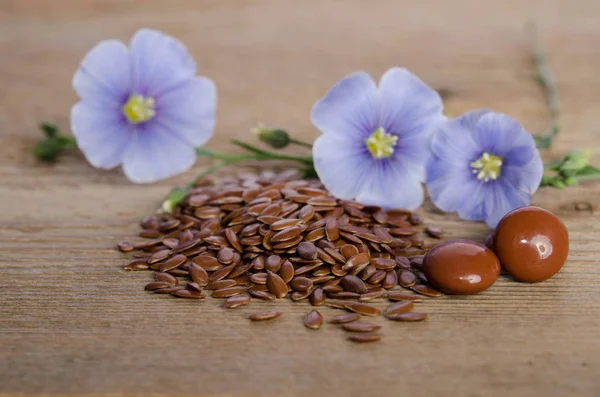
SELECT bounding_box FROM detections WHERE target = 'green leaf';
[575,165,600,179]
[40,122,59,138]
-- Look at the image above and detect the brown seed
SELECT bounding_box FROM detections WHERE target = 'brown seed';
[187,282,202,292]
[310,288,326,306]
[172,289,206,299]
[217,247,235,264]
[305,228,325,242]
[329,313,361,324]
[208,263,237,283]
[224,293,250,309]
[266,271,289,298]
[270,218,303,231]
[340,244,359,260]
[297,241,318,260]
[345,302,381,317]
[273,235,303,249]
[291,290,312,301]
[225,228,244,253]
[299,205,316,222]
[347,333,382,343]
[148,249,171,264]
[387,312,428,322]
[153,285,186,294]
[387,291,423,302]
[304,310,323,329]
[189,263,209,287]
[325,218,340,241]
[249,311,282,321]
[411,284,444,297]
[265,255,283,273]
[382,270,398,289]
[195,206,222,219]
[117,240,134,252]
[155,272,178,285]
[206,279,237,290]
[249,273,268,284]
[291,276,314,292]
[398,269,418,287]
[192,255,222,271]
[385,301,414,316]
[271,226,303,243]
[342,322,382,332]
[140,215,159,229]
[278,260,295,283]
[359,288,386,301]
[425,225,443,238]
[229,262,254,278]
[159,254,187,272]
[340,275,368,294]
[322,284,343,294]
[212,286,249,298]
[368,270,387,285]
[144,281,172,291]
[248,290,276,300]
[162,238,179,249]
[343,252,371,271]
[139,229,161,239]
[370,258,397,270]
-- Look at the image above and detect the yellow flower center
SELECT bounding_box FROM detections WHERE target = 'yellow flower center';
[365,127,398,159]
[122,94,156,124]
[470,152,503,182]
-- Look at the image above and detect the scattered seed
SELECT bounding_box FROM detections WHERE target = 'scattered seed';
[387,312,428,322]
[224,293,251,309]
[249,310,282,321]
[329,313,361,324]
[342,322,382,332]
[266,271,289,298]
[304,310,323,329]
[348,333,382,343]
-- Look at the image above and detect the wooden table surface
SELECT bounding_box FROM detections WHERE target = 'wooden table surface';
[1,0,599,395]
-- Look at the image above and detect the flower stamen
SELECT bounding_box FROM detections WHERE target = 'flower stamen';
[122,94,156,124]
[365,127,398,159]
[470,152,503,182]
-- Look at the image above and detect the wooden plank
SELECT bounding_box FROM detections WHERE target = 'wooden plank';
[0,0,599,396]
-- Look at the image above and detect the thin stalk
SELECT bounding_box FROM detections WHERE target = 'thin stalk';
[528,21,560,149]
[230,139,313,164]
[288,138,313,149]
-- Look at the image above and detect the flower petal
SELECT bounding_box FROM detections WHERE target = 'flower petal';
[121,124,196,183]
[129,29,197,97]
[483,179,531,227]
[355,159,424,210]
[378,67,446,139]
[72,40,131,107]
[70,102,131,169]
[472,112,529,156]
[502,150,544,195]
[426,157,473,212]
[154,77,217,147]
[312,134,371,200]
[430,118,480,167]
[311,72,378,140]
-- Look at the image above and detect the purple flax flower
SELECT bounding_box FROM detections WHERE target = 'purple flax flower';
[426,110,544,227]
[71,29,216,183]
[311,68,446,210]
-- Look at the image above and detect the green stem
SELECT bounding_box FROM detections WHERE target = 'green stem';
[528,21,560,149]
[230,139,313,164]
[289,138,313,149]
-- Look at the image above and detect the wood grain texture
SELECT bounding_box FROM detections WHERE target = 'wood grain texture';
[1,0,599,396]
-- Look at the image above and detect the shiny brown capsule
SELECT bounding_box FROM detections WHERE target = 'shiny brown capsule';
[422,239,500,294]
[494,206,569,283]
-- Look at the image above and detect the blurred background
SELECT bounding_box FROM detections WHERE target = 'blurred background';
[3,0,599,218]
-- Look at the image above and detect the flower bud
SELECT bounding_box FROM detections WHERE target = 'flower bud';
[253,125,291,149]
